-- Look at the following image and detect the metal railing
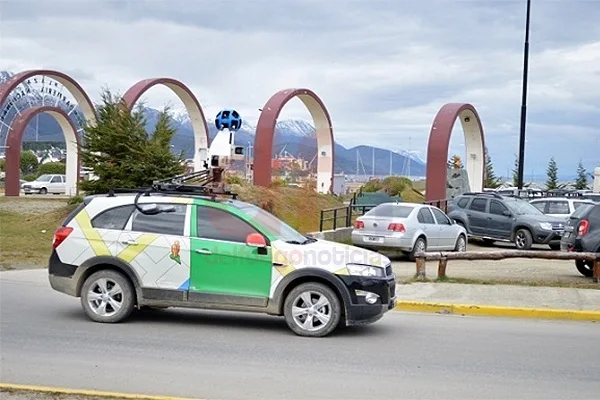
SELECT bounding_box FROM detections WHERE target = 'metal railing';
[318,203,378,231]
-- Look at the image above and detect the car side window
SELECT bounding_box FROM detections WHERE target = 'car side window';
[469,198,487,212]
[489,200,509,215]
[457,197,470,208]
[547,201,569,214]
[530,201,546,212]
[130,204,187,236]
[51,176,61,183]
[430,208,451,225]
[92,205,135,230]
[196,206,260,243]
[417,208,436,224]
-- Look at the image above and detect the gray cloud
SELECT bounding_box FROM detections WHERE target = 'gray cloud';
[1,0,598,176]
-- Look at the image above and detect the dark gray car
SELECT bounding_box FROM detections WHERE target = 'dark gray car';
[447,193,567,250]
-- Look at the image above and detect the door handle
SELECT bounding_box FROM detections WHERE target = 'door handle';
[195,249,212,255]
[121,240,137,245]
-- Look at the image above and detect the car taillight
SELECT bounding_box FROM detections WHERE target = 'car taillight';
[53,226,73,248]
[354,220,364,229]
[577,220,589,237]
[388,223,406,232]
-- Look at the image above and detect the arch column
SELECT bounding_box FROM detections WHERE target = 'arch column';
[122,78,210,171]
[5,106,80,196]
[425,103,486,202]
[254,88,334,193]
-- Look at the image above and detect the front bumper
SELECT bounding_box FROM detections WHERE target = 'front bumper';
[337,274,397,326]
[532,228,564,245]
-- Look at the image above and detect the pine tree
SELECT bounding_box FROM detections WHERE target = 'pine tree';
[79,90,185,194]
[512,154,519,187]
[574,160,589,190]
[545,157,559,190]
[484,146,501,188]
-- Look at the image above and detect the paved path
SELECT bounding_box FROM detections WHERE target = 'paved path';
[1,270,599,400]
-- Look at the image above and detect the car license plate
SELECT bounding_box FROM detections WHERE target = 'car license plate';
[364,236,384,244]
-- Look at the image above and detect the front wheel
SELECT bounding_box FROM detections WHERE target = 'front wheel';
[514,228,533,250]
[575,259,594,277]
[454,235,467,252]
[283,282,342,337]
[80,269,136,323]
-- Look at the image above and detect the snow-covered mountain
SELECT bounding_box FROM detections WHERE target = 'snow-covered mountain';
[0,70,427,176]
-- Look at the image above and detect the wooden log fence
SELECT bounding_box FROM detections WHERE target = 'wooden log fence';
[414,250,600,283]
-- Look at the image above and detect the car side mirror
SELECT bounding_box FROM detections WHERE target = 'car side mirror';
[246,233,267,248]
[502,210,512,217]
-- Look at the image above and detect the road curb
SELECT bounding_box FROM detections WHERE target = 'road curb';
[0,383,202,400]
[393,301,600,321]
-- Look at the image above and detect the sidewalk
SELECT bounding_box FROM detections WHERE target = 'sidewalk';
[394,282,600,321]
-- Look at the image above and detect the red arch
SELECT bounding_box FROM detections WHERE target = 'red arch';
[425,103,486,202]
[5,106,80,196]
[254,88,334,193]
[0,69,97,126]
[121,78,210,170]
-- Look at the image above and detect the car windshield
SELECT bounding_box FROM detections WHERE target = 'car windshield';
[504,198,544,215]
[35,175,53,182]
[229,200,313,244]
[365,204,415,218]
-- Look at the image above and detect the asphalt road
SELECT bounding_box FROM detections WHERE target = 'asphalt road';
[1,270,599,400]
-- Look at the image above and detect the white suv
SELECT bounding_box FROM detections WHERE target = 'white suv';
[529,197,595,218]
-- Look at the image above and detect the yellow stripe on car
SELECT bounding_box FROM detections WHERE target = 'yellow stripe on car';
[74,209,111,256]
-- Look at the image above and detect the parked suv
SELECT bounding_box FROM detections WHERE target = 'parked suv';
[48,191,397,338]
[560,202,600,277]
[447,192,566,250]
[530,197,595,218]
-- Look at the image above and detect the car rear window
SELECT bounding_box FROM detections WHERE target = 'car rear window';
[365,204,414,218]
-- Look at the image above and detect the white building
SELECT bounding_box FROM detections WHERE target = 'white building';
[332,173,346,196]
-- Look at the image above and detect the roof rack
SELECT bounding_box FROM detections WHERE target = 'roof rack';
[462,191,504,199]
[107,169,239,214]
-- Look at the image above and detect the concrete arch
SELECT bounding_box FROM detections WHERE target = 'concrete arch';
[425,103,486,202]
[5,106,80,197]
[122,78,210,171]
[254,88,334,193]
[0,69,97,126]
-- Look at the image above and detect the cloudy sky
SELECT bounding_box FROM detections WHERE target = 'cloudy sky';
[1,0,599,179]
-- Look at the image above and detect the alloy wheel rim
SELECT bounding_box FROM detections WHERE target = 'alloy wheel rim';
[291,291,331,332]
[87,278,123,317]
[516,233,525,248]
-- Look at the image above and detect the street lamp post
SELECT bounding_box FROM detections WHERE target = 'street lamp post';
[517,0,532,189]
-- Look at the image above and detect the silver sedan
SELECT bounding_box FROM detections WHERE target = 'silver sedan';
[351,202,467,260]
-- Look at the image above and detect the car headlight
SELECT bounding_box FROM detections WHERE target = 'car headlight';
[539,222,552,230]
[346,263,384,277]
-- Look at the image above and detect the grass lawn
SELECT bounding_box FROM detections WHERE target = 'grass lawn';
[0,204,77,270]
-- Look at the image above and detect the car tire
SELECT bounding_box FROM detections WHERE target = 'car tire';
[409,237,427,261]
[80,269,136,323]
[454,235,467,252]
[283,282,342,338]
[514,228,533,250]
[575,259,593,278]
[39,188,47,195]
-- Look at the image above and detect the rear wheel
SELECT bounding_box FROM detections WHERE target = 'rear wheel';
[283,282,342,337]
[575,259,594,277]
[409,237,427,261]
[80,269,136,323]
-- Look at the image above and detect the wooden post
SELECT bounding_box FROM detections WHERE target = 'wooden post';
[438,257,448,279]
[593,259,600,284]
[416,257,426,280]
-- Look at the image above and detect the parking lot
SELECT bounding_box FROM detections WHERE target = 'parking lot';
[388,240,589,285]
